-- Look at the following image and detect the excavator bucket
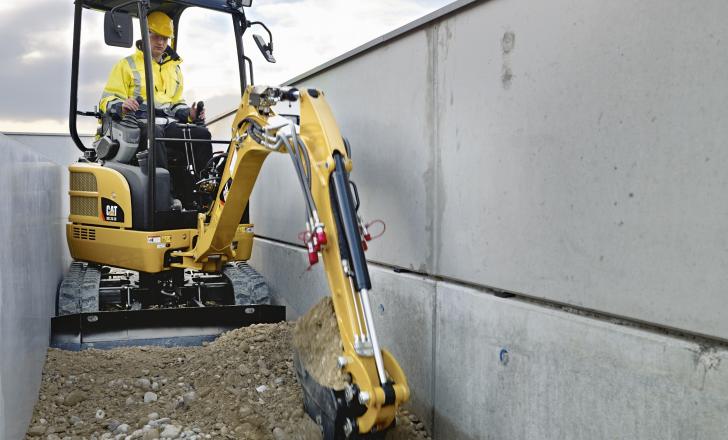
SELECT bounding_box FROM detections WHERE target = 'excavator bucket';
[293,353,387,440]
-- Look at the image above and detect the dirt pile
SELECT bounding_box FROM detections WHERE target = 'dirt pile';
[27,298,429,440]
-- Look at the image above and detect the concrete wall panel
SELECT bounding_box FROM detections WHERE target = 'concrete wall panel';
[3,133,88,166]
[291,34,435,271]
[433,283,728,440]
[248,238,329,319]
[366,268,436,430]
[0,134,65,439]
[434,0,728,341]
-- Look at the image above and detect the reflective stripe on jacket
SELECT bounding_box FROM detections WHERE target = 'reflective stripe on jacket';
[99,44,187,116]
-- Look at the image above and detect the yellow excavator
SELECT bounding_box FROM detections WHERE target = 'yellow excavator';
[55,0,409,437]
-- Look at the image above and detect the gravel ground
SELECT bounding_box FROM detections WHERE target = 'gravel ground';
[26,298,430,440]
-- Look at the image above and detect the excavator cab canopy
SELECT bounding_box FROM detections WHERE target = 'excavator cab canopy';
[70,0,263,154]
[83,0,254,47]
[82,0,252,13]
[69,0,272,230]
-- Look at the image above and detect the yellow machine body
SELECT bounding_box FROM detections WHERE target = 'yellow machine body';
[66,164,254,273]
[66,86,409,433]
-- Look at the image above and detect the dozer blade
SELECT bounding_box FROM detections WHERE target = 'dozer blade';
[51,304,285,350]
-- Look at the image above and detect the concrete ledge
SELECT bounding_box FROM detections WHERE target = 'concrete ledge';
[251,238,728,439]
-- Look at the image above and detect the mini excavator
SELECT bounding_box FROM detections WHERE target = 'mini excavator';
[55,0,409,437]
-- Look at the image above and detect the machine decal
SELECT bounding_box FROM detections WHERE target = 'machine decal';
[219,178,232,205]
[101,198,125,222]
[146,235,170,249]
[229,150,238,175]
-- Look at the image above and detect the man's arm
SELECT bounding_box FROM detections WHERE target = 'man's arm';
[99,60,130,114]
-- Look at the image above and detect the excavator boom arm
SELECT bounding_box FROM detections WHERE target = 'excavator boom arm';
[178,86,409,435]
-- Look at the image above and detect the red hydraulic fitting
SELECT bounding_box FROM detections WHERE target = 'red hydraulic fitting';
[361,240,368,251]
[358,216,372,241]
[362,224,371,241]
[315,224,327,246]
[307,240,319,265]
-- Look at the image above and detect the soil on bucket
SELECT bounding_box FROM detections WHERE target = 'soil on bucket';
[26,298,430,440]
[292,297,348,391]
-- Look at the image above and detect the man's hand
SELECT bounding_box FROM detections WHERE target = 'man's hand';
[190,101,205,122]
[121,97,140,113]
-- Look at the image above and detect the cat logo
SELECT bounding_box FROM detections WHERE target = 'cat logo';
[106,205,117,218]
[101,198,125,222]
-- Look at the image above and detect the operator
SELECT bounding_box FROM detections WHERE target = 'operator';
[98,11,205,169]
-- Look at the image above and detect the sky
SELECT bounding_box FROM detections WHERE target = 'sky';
[0,0,451,134]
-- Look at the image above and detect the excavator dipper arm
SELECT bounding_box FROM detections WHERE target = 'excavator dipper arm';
[171,85,409,436]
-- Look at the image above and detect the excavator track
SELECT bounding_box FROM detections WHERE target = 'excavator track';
[52,261,284,350]
[222,261,270,305]
[57,262,102,315]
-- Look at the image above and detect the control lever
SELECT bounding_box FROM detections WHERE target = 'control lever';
[133,96,148,118]
[194,101,205,125]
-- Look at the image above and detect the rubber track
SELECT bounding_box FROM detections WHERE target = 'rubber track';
[80,264,101,313]
[222,261,270,305]
[57,262,101,316]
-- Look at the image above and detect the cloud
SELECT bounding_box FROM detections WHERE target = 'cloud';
[0,0,451,133]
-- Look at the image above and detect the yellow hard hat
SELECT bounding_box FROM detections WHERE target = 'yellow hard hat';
[147,11,173,38]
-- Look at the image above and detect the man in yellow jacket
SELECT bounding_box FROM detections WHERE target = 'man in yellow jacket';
[100,11,203,123]
[99,11,204,171]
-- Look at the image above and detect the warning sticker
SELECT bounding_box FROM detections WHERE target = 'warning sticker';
[147,235,171,248]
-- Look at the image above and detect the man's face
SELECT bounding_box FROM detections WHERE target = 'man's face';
[149,32,169,59]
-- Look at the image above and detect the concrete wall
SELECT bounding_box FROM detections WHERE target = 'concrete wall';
[213,0,728,343]
[3,132,93,267]
[210,0,728,438]
[0,133,66,439]
[3,132,88,166]
[249,239,728,438]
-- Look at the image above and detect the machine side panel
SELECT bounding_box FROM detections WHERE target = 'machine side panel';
[67,225,194,272]
[68,163,132,229]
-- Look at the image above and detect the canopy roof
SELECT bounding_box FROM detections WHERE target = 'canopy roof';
[81,0,249,17]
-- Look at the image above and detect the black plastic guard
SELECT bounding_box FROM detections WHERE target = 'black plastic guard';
[51,304,285,350]
[294,351,341,439]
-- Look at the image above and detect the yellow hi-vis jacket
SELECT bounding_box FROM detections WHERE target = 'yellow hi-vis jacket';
[99,43,189,119]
